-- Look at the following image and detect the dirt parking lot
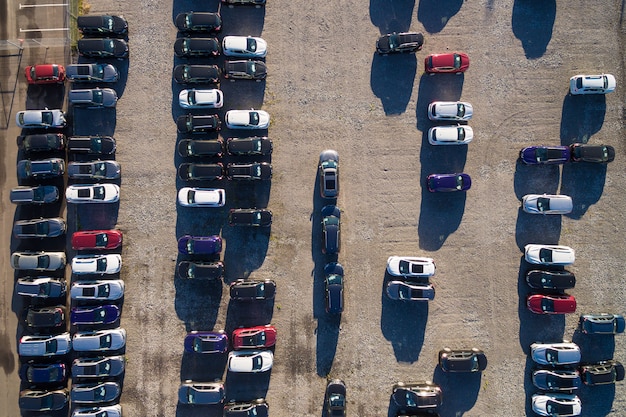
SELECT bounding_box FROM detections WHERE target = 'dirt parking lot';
[2,0,626,416]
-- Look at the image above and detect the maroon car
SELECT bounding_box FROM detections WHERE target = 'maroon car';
[72,230,123,250]
[424,52,469,74]
[527,294,577,314]
[232,325,277,349]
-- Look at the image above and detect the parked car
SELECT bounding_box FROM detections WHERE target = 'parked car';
[66,63,119,83]
[527,294,577,314]
[66,184,120,203]
[570,143,615,163]
[71,254,122,275]
[177,163,224,181]
[523,194,573,215]
[19,362,67,385]
[177,261,224,280]
[70,280,125,301]
[428,101,473,121]
[72,405,122,417]
[178,139,224,157]
[226,162,272,180]
[318,149,339,198]
[11,251,66,271]
[71,305,121,326]
[175,11,221,32]
[425,52,470,74]
[69,88,118,108]
[526,270,576,291]
[224,59,267,80]
[428,125,473,145]
[427,173,471,192]
[72,329,126,352]
[376,32,423,54]
[230,279,276,301]
[173,64,221,84]
[520,145,570,165]
[386,281,435,301]
[580,361,625,386]
[386,256,435,277]
[68,160,121,180]
[24,63,65,84]
[177,235,222,255]
[579,313,625,334]
[177,114,221,133]
[227,136,272,155]
[16,276,66,299]
[438,348,487,372]
[71,382,121,404]
[569,74,616,95]
[17,158,65,180]
[223,36,267,58]
[325,379,346,417]
[174,37,220,58]
[531,342,581,366]
[531,393,581,417]
[16,109,66,128]
[178,381,225,404]
[18,333,71,357]
[322,205,341,254]
[17,133,65,152]
[184,331,228,354]
[179,88,223,109]
[178,187,225,207]
[224,400,269,417]
[225,109,270,129]
[222,0,266,6]
[26,306,66,329]
[532,369,582,392]
[228,208,273,227]
[325,262,344,314]
[232,325,277,349]
[77,15,128,36]
[525,244,575,266]
[72,356,125,379]
[228,350,273,372]
[77,38,129,59]
[10,185,59,204]
[67,135,116,154]
[72,230,123,250]
[13,217,66,238]
[391,381,442,410]
[19,389,68,411]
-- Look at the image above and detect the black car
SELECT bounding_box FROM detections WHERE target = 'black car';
[324,262,344,314]
[227,136,272,155]
[175,12,222,33]
[438,348,487,372]
[67,136,116,155]
[526,269,575,291]
[222,0,266,6]
[174,37,220,58]
[376,32,424,54]
[228,209,273,227]
[570,144,615,163]
[17,158,65,180]
[10,185,59,204]
[177,114,221,133]
[26,306,66,330]
[77,38,129,59]
[13,217,66,238]
[391,381,442,411]
[19,389,68,411]
[322,205,341,255]
[17,133,65,153]
[224,60,267,81]
[177,261,224,280]
[579,313,626,334]
[226,162,272,180]
[230,279,276,301]
[77,15,128,36]
[173,64,221,84]
[325,379,346,417]
[223,399,269,417]
[580,361,625,386]
[177,163,224,181]
[178,139,224,157]
[532,368,582,392]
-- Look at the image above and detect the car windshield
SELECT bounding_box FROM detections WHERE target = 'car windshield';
[546,401,572,415]
[95,233,108,247]
[45,339,58,353]
[246,38,257,52]
[539,248,553,263]
[404,391,416,407]
[398,260,410,274]
[97,284,110,297]
[457,127,465,141]
[398,284,412,299]
[92,89,103,104]
[453,54,462,69]
[536,197,551,211]
[253,212,262,225]
[96,257,107,271]
[37,255,50,269]
[455,175,465,190]
[256,283,265,297]
[457,103,466,117]
[249,112,259,125]
[187,190,195,204]
[97,308,107,319]
[41,111,53,125]
[92,186,106,200]
[91,138,103,153]
[545,349,557,363]
[252,355,263,370]
[100,334,112,348]
[99,361,112,373]
[39,282,51,296]
[388,33,399,49]
[247,61,256,74]
[187,240,194,253]
[541,298,555,312]
[329,393,345,408]
[327,274,343,285]
[93,65,104,79]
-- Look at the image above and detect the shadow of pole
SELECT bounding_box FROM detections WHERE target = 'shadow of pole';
[0,45,24,129]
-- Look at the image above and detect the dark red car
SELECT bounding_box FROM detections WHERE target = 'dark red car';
[24,64,66,84]
[424,52,469,74]
[232,325,277,349]
[72,230,123,250]
[527,294,576,314]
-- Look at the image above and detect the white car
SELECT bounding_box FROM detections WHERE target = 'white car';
[70,280,125,301]
[19,333,71,357]
[179,89,223,109]
[72,405,122,417]
[228,350,273,373]
[522,194,573,215]
[72,329,126,352]
[532,393,581,416]
[525,244,575,266]
[569,74,615,95]
[11,251,66,271]
[71,254,122,275]
[428,125,473,145]
[427,101,473,121]
[178,187,225,207]
[66,184,120,203]
[531,342,581,366]
[386,256,435,277]
[225,109,270,129]
[16,109,66,128]
[222,36,267,58]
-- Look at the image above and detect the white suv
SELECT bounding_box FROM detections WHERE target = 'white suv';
[569,74,616,94]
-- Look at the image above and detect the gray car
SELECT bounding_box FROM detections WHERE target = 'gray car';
[69,88,118,108]
[16,277,66,299]
[68,161,121,180]
[66,63,119,83]
[11,251,66,271]
[319,149,339,199]
[10,185,59,204]
[386,281,435,301]
[19,389,68,411]
[17,158,65,180]
[178,381,225,404]
[522,194,573,215]
[72,356,126,379]
[26,306,66,329]
[531,342,581,366]
[13,217,66,238]
[71,382,121,404]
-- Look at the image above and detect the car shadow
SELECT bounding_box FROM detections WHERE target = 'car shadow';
[25,84,65,110]
[417,0,464,33]
[173,264,223,332]
[560,94,606,145]
[576,379,616,417]
[514,207,563,251]
[180,350,228,383]
[66,201,120,232]
[224,369,271,401]
[431,365,481,416]
[511,0,556,59]
[70,107,117,138]
[370,53,416,115]
[225,298,274,330]
[523,355,537,416]
[560,162,606,220]
[176,403,223,417]
[572,330,616,364]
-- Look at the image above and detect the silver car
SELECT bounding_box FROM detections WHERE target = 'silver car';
[522,194,573,215]
[11,251,66,271]
[386,281,435,301]
[72,356,126,379]
[66,184,120,204]
[72,329,126,352]
[68,88,118,108]
[16,109,66,128]
[19,333,72,357]
[178,381,225,404]
[66,63,119,83]
[531,342,581,366]
[72,405,122,417]
[71,382,121,404]
[525,244,575,266]
[67,161,121,180]
[13,218,66,238]
[179,88,224,109]
[428,101,473,121]
[70,280,125,301]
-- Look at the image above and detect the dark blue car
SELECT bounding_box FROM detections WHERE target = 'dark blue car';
[427,173,471,192]
[184,331,228,354]
[71,305,120,326]
[178,235,222,255]
[19,362,67,384]
[520,145,570,165]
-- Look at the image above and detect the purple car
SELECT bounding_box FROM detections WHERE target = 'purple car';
[184,331,228,354]
[520,145,570,165]
[71,305,121,326]
[427,173,471,192]
[178,235,222,255]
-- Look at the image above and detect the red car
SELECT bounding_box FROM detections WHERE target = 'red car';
[71,230,123,250]
[424,52,469,74]
[232,325,277,349]
[527,294,576,314]
[24,64,66,84]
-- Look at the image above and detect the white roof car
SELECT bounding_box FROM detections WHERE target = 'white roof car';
[428,101,473,121]
[525,244,575,266]
[179,89,224,109]
[16,109,66,128]
[522,194,573,215]
[72,405,122,417]
[71,254,122,275]
[70,280,125,301]
[11,251,66,271]
[225,109,270,129]
[386,256,435,277]
[178,187,225,207]
[72,328,126,352]
[227,350,273,373]
[428,125,473,145]
[19,333,71,357]
[222,36,267,58]
[569,74,615,95]
[66,184,120,204]
[532,393,581,417]
[531,342,581,366]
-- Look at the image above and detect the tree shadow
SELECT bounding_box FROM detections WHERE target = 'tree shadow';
[369,0,415,33]
[511,0,556,59]
[417,0,464,34]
